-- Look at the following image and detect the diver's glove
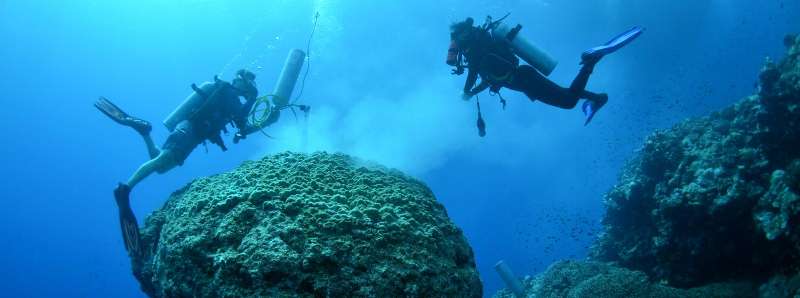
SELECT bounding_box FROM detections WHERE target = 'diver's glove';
[451,65,465,75]
[461,91,475,101]
[233,131,246,144]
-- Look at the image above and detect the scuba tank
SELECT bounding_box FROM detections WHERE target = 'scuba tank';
[272,49,306,107]
[238,49,308,140]
[163,80,221,132]
[487,16,558,76]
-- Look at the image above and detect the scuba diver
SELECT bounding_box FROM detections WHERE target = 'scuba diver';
[94,69,269,258]
[447,16,643,129]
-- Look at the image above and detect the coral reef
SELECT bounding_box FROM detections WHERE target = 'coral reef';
[591,34,800,288]
[493,35,800,297]
[131,152,481,297]
[492,261,757,298]
[759,273,800,297]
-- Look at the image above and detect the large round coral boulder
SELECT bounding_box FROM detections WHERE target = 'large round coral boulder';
[132,152,482,297]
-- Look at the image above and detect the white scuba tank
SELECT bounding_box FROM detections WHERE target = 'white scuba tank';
[271,49,306,107]
[492,24,558,76]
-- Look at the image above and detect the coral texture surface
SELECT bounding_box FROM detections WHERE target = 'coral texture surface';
[492,261,757,298]
[132,152,482,297]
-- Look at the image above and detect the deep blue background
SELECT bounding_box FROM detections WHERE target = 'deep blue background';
[0,0,797,297]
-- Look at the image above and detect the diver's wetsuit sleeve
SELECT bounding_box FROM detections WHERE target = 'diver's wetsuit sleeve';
[471,80,490,94]
[234,96,257,129]
[236,107,280,138]
[208,133,227,151]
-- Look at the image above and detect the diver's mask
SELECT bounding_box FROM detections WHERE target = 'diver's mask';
[446,39,460,66]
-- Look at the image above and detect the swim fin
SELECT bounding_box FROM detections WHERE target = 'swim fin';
[94,97,152,135]
[114,183,142,258]
[582,94,608,126]
[581,26,644,65]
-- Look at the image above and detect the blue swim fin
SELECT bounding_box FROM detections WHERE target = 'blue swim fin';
[582,94,608,126]
[582,26,644,64]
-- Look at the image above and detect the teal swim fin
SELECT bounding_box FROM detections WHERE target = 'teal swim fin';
[582,26,644,65]
[114,183,142,258]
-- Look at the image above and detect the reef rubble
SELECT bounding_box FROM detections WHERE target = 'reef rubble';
[131,152,482,297]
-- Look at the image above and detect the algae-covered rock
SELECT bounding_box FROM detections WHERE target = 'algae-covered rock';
[491,261,757,298]
[131,152,482,297]
[590,36,800,287]
[759,273,800,298]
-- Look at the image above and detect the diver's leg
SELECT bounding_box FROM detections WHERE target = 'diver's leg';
[581,90,606,102]
[564,61,610,125]
[95,97,158,158]
[113,152,177,258]
[508,65,581,109]
[141,134,160,159]
[126,151,178,189]
[114,151,175,257]
[567,63,596,96]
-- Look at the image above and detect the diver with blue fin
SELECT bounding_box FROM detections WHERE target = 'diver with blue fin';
[447,15,643,131]
[94,69,264,257]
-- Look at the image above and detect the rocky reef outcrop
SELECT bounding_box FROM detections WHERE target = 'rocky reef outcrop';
[494,35,800,297]
[493,261,758,298]
[131,152,482,297]
[591,34,800,289]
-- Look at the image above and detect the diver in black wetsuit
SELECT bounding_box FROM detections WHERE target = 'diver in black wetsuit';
[447,17,643,126]
[94,69,262,258]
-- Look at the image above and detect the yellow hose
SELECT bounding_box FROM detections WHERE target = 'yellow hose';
[249,94,281,129]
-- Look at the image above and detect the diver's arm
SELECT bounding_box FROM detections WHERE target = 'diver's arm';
[234,108,281,143]
[463,68,478,93]
[471,79,490,94]
[462,80,490,101]
[234,96,257,129]
[461,68,480,100]
[232,94,259,142]
[209,133,228,152]
[234,125,256,143]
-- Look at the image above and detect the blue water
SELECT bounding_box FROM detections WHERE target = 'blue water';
[1,0,797,297]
